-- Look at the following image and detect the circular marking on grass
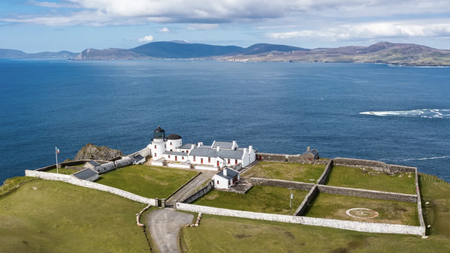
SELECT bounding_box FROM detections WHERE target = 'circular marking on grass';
[346,208,379,219]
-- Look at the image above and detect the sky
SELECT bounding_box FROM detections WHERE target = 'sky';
[1,0,450,53]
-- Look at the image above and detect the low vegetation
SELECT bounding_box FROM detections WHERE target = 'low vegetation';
[242,161,325,182]
[0,176,35,195]
[0,180,149,253]
[95,165,198,198]
[181,175,450,252]
[45,168,78,175]
[326,166,416,194]
[304,193,419,226]
[193,185,308,215]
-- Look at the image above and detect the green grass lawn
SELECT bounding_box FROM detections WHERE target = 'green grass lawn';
[1,177,35,195]
[95,165,198,199]
[46,168,78,175]
[304,193,419,226]
[242,161,326,183]
[181,174,450,253]
[325,166,416,194]
[193,185,308,215]
[0,179,149,253]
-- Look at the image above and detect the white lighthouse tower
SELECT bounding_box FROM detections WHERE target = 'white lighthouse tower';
[149,126,166,159]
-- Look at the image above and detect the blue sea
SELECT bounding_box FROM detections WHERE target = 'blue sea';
[0,59,449,183]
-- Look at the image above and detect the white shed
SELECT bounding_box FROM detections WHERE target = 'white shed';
[212,168,240,189]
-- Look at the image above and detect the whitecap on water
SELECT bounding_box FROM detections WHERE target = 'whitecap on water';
[359,109,450,119]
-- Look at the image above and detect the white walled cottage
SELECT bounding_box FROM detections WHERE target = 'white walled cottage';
[148,126,256,170]
[212,167,240,189]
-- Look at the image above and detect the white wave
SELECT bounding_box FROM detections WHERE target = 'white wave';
[400,156,450,162]
[360,109,450,119]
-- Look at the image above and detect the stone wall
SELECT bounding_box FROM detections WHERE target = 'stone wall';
[415,171,426,227]
[294,185,319,216]
[317,185,417,202]
[250,178,315,191]
[333,158,416,173]
[256,153,328,164]
[182,181,214,204]
[317,160,333,185]
[25,170,156,205]
[36,160,91,172]
[176,203,425,236]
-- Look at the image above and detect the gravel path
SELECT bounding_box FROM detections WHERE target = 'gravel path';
[167,170,216,203]
[146,209,194,253]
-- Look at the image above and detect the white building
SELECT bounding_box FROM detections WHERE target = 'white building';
[148,126,256,170]
[212,167,240,189]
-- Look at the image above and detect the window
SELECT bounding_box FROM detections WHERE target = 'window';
[217,180,219,185]
[228,159,230,164]
[235,159,237,165]
[208,157,211,163]
[194,156,196,162]
[170,149,172,151]
[154,145,156,149]
[154,153,157,157]
[170,142,172,145]
[182,157,184,160]
[201,158,203,164]
[168,155,170,158]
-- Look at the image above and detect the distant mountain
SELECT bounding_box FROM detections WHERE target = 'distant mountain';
[0,49,78,59]
[217,41,450,66]
[130,41,243,58]
[236,43,309,55]
[2,41,450,66]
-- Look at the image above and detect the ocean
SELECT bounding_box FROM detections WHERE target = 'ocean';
[0,59,449,183]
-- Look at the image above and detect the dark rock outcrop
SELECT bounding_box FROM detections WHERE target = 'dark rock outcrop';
[74,143,123,161]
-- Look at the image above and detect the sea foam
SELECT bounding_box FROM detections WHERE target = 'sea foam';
[359,109,450,119]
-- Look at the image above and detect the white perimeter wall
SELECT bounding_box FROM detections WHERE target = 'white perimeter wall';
[176,203,425,236]
[26,170,156,205]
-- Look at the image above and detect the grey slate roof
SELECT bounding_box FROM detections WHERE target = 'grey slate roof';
[179,143,196,150]
[132,154,145,161]
[73,168,98,180]
[212,141,234,150]
[89,160,100,167]
[164,151,187,156]
[215,168,239,180]
[189,148,243,159]
[302,149,319,156]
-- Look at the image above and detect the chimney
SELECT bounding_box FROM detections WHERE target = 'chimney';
[223,168,227,176]
[217,146,220,152]
[249,146,253,152]
[232,140,237,150]
[307,146,311,152]
[198,142,203,147]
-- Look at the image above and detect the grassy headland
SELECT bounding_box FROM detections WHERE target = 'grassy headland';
[95,165,198,198]
[242,161,325,183]
[0,179,149,253]
[326,166,416,194]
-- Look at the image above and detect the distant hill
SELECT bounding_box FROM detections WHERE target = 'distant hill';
[2,41,450,66]
[0,49,78,59]
[130,41,243,58]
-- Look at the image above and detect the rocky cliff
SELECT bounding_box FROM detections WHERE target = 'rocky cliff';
[74,143,123,161]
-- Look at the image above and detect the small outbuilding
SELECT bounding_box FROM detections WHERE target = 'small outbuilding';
[131,154,145,165]
[212,168,240,189]
[84,160,100,170]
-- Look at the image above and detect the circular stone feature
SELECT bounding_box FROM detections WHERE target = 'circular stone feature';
[346,208,379,219]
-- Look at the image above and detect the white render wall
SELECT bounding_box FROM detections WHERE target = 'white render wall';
[176,203,425,236]
[150,139,165,159]
[168,163,191,169]
[167,139,182,151]
[212,175,230,189]
[26,170,156,205]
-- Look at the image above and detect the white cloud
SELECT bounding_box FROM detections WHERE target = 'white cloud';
[6,0,450,27]
[138,35,154,42]
[187,24,219,30]
[268,22,450,40]
[159,27,170,33]
[28,0,79,8]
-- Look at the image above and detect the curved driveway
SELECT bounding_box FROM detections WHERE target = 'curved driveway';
[146,209,194,253]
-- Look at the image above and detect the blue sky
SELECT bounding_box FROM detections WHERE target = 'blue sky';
[1,0,450,53]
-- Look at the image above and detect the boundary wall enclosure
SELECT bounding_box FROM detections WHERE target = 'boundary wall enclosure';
[333,158,416,173]
[250,178,314,191]
[256,153,328,164]
[182,181,214,204]
[294,185,318,216]
[317,160,333,184]
[176,203,425,236]
[25,170,156,205]
[316,185,417,202]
